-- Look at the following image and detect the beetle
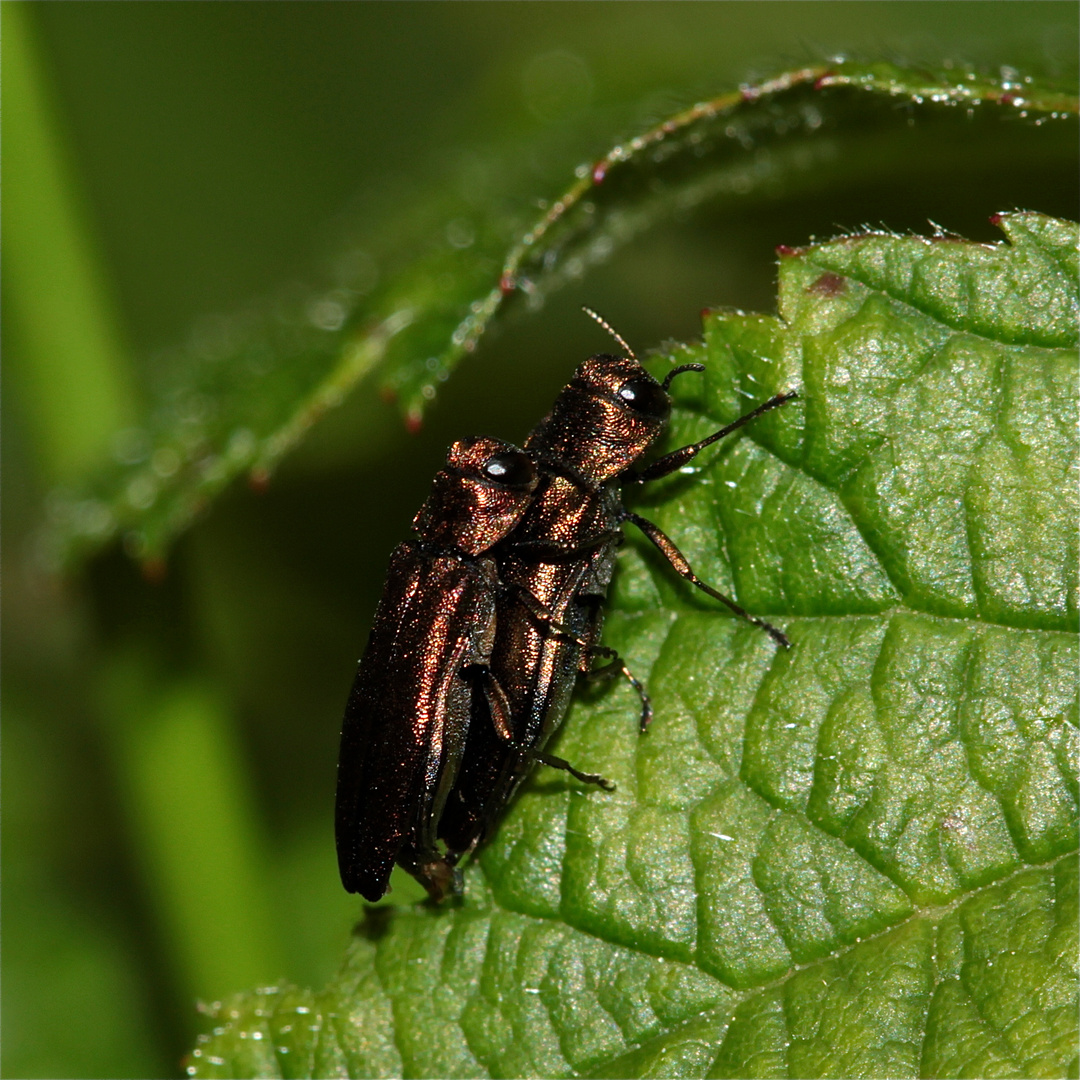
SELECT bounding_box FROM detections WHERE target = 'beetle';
[334,435,538,902]
[437,322,795,865]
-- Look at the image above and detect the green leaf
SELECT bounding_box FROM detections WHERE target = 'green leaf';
[2,2,140,483]
[42,61,1078,572]
[188,214,1078,1079]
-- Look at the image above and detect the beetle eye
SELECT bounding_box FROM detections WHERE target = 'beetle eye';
[482,451,535,488]
[617,377,670,420]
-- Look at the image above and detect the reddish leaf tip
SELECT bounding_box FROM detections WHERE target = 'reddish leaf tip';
[248,468,271,494]
[141,557,168,584]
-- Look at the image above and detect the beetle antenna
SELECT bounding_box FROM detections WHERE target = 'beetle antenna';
[582,306,636,360]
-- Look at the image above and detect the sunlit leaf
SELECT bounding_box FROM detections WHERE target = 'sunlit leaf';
[188,214,1078,1080]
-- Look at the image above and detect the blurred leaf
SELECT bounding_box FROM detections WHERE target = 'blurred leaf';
[1,2,139,484]
[42,60,1078,572]
[98,661,286,1006]
[1,710,165,1079]
[188,214,1078,1079]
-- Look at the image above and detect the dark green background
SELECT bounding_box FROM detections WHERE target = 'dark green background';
[3,3,1076,1077]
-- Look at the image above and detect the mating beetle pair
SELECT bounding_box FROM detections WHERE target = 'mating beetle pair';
[335,316,795,902]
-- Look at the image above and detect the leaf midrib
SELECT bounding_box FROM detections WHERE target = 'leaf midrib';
[455,854,1073,1077]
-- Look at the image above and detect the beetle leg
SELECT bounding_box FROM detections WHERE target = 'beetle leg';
[407,853,463,904]
[625,511,792,648]
[580,656,621,682]
[504,582,652,729]
[533,750,615,791]
[579,647,652,730]
[475,667,515,742]
[510,526,621,559]
[629,391,797,483]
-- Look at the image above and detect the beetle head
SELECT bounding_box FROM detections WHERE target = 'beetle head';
[525,354,671,484]
[413,436,537,555]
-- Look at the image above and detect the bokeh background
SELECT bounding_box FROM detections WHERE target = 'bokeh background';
[3,3,1077,1076]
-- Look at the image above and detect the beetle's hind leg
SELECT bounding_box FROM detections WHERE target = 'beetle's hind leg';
[533,750,615,791]
[505,582,652,730]
[579,644,652,730]
[396,846,464,904]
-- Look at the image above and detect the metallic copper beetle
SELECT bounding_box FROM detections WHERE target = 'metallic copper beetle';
[336,320,793,902]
